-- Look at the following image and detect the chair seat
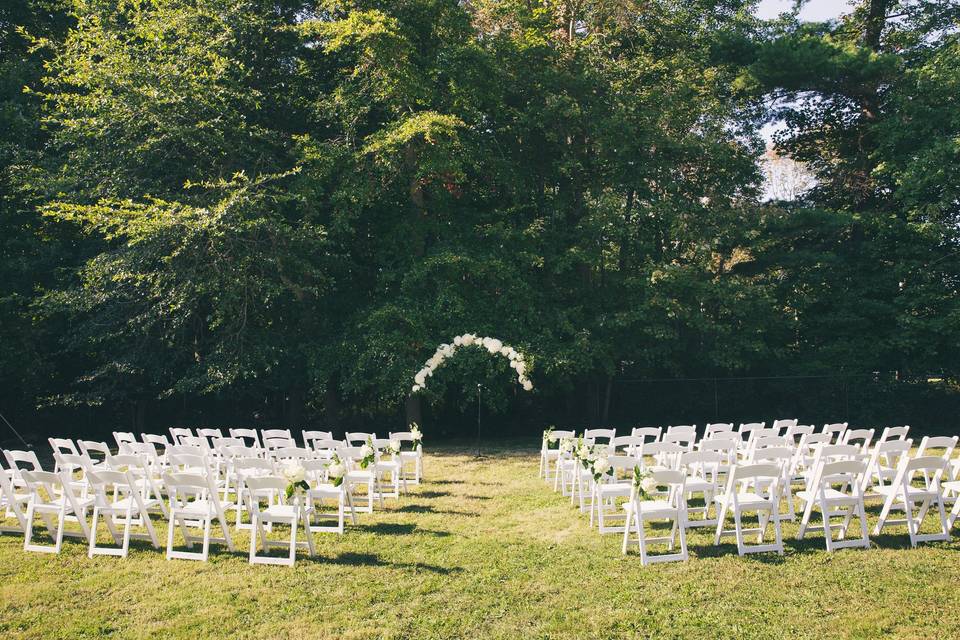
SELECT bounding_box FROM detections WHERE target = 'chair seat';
[308,484,342,496]
[623,499,678,517]
[796,488,857,502]
[714,492,774,508]
[174,500,221,518]
[258,504,308,521]
[685,479,716,493]
[874,485,941,500]
[596,482,631,498]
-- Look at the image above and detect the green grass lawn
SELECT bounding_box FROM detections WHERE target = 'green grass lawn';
[2,442,960,639]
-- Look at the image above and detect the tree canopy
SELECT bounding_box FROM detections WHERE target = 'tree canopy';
[2,0,959,435]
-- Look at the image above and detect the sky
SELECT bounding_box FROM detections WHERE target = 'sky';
[754,0,852,22]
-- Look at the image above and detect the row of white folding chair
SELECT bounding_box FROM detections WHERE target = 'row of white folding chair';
[9,452,352,562]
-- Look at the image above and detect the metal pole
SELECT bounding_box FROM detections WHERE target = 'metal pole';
[476,383,482,458]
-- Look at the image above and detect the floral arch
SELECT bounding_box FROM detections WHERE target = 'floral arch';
[411,333,533,393]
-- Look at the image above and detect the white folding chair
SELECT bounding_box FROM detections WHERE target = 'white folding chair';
[840,428,875,453]
[874,456,950,547]
[48,438,80,472]
[784,424,814,446]
[704,423,733,439]
[796,459,870,551]
[264,437,297,452]
[584,428,616,445]
[630,427,662,443]
[302,430,334,450]
[389,431,424,484]
[821,422,848,443]
[163,471,235,561]
[621,468,688,564]
[0,467,29,535]
[196,428,224,448]
[78,440,111,467]
[737,422,765,446]
[87,468,161,558]
[141,433,172,465]
[878,425,910,444]
[749,445,797,521]
[341,446,384,514]
[662,432,696,452]
[4,449,44,489]
[229,428,262,450]
[539,429,575,480]
[245,476,315,566]
[22,470,93,553]
[666,425,696,440]
[641,441,685,472]
[589,455,637,533]
[863,439,913,499]
[262,428,294,442]
[713,463,784,556]
[303,458,356,534]
[113,431,137,450]
[680,450,724,528]
[169,427,194,445]
[771,418,797,435]
[344,432,376,446]
[232,457,277,530]
[108,453,169,520]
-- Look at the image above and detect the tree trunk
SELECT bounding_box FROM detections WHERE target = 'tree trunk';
[405,393,422,429]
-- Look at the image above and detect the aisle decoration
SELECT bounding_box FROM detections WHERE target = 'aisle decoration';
[543,427,559,449]
[283,463,310,500]
[632,466,657,499]
[411,333,533,393]
[359,438,376,469]
[327,453,346,487]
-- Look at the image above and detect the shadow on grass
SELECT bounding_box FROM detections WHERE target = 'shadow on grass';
[396,504,478,517]
[324,551,462,575]
[360,522,452,537]
[417,490,452,499]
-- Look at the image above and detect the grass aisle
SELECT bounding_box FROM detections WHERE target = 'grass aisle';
[2,443,960,639]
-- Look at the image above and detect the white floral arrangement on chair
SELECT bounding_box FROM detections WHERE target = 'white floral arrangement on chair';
[558,436,574,454]
[283,463,310,500]
[411,334,533,393]
[410,423,423,446]
[632,466,657,500]
[387,440,401,456]
[591,456,613,482]
[543,427,558,449]
[359,438,376,469]
[327,453,346,488]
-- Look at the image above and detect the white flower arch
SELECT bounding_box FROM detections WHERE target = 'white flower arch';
[412,333,533,393]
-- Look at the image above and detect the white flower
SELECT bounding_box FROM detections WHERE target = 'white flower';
[414,370,427,386]
[559,438,573,453]
[508,349,518,360]
[462,334,475,346]
[412,384,421,393]
[283,463,305,484]
[485,338,503,354]
[453,335,463,346]
[500,346,510,356]
[360,444,374,459]
[327,462,346,479]
[593,457,611,476]
[522,379,533,391]
[514,361,526,375]
[641,476,658,494]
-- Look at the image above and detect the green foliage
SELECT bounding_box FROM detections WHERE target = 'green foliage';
[1,0,958,430]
